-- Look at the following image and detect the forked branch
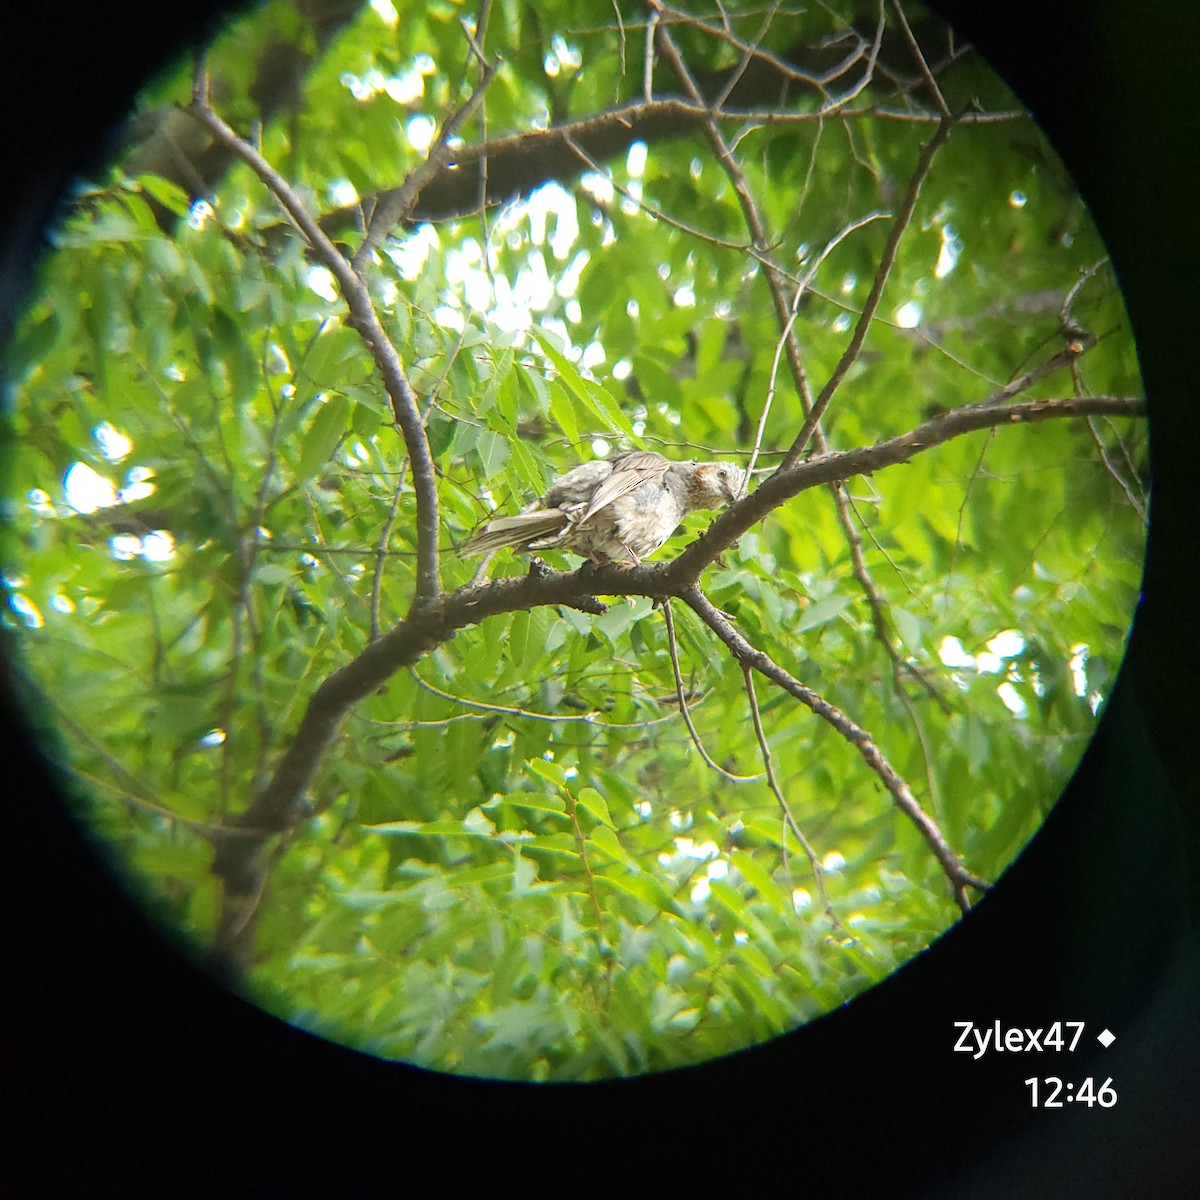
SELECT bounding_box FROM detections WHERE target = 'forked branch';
[683,587,991,912]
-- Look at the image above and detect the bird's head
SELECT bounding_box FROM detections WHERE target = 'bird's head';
[685,461,748,510]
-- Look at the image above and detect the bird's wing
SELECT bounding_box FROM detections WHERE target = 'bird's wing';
[457,509,571,556]
[575,451,671,526]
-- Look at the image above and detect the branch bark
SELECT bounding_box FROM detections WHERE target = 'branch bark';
[179,8,1144,967]
[208,390,1142,960]
[351,46,499,271]
[670,394,1142,577]
[686,587,989,912]
[186,99,443,609]
[312,97,1023,238]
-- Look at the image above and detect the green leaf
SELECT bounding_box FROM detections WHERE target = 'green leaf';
[507,610,532,667]
[527,757,568,787]
[480,346,515,416]
[546,379,580,446]
[797,592,855,633]
[137,173,193,218]
[296,394,350,481]
[595,870,678,912]
[474,430,510,478]
[363,821,424,835]
[532,328,638,443]
[253,563,295,585]
[509,436,546,496]
[211,306,258,406]
[575,787,615,828]
[510,853,545,897]
[589,824,632,864]
[505,794,568,815]
[892,606,924,651]
[351,398,383,439]
[4,313,61,380]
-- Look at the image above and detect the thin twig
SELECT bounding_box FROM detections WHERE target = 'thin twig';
[682,586,989,913]
[1085,417,1148,522]
[370,457,408,641]
[652,10,819,449]
[868,106,1024,124]
[643,9,658,103]
[977,339,1097,408]
[567,789,607,932]
[662,599,763,782]
[713,0,785,111]
[889,0,950,118]
[408,665,714,729]
[1060,257,1108,335]
[611,0,627,97]
[741,665,839,925]
[654,0,867,91]
[807,1,886,119]
[353,9,498,269]
[562,132,759,256]
[833,482,953,713]
[746,212,889,488]
[782,109,960,467]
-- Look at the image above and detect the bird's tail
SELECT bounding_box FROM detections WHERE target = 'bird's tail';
[457,509,571,556]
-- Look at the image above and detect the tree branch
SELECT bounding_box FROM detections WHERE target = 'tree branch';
[889,0,951,118]
[741,664,839,925]
[832,481,952,712]
[653,0,872,92]
[311,96,1024,235]
[271,392,1145,832]
[352,36,499,271]
[185,99,443,609]
[671,394,1143,578]
[782,108,958,466]
[205,388,1142,963]
[684,588,989,912]
[663,598,762,782]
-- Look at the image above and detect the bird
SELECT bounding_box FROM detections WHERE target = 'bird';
[459,450,748,565]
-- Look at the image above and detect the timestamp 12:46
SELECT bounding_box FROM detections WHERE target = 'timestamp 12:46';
[1025,1077,1117,1108]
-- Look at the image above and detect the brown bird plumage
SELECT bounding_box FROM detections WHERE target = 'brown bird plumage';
[459,450,747,564]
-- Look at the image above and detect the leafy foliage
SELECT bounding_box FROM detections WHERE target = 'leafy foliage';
[3,0,1145,1079]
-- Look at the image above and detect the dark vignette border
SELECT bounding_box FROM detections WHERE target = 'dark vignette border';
[2,1,1197,1195]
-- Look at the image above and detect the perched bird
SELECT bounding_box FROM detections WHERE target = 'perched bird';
[459,450,747,564]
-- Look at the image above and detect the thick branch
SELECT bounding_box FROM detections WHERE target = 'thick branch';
[210,391,1142,960]
[313,97,1021,236]
[672,394,1144,578]
[250,392,1142,831]
[683,585,990,912]
[322,99,717,232]
[186,100,443,608]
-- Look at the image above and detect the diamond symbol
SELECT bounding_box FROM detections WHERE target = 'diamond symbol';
[1097,1028,1116,1048]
